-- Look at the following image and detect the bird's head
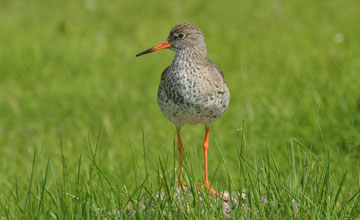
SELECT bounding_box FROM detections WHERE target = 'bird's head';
[136,23,206,57]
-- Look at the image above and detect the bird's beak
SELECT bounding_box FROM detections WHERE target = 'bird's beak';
[136,40,171,57]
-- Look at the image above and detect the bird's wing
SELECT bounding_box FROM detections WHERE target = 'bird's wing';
[160,66,170,81]
[206,58,224,79]
[159,66,172,98]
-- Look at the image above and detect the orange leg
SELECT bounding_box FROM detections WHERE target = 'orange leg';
[203,127,210,187]
[177,128,186,187]
[201,127,228,201]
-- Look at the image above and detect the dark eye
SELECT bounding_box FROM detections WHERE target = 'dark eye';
[178,33,185,39]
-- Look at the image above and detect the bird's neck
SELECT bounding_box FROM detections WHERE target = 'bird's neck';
[172,47,207,66]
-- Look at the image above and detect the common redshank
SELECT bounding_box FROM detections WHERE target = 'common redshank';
[136,23,230,200]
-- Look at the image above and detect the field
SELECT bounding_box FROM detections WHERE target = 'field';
[0,0,360,218]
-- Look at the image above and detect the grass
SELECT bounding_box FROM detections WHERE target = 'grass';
[0,0,360,218]
[1,128,359,219]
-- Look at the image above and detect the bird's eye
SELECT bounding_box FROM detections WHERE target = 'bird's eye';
[178,33,185,39]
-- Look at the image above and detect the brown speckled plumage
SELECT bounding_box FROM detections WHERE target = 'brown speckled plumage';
[136,23,230,200]
[157,23,230,128]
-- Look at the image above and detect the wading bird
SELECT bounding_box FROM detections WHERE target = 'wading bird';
[136,23,230,200]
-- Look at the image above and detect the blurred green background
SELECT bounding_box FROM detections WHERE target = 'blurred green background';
[0,0,359,189]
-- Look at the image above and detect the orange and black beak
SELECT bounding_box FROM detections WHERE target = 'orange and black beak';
[136,40,172,57]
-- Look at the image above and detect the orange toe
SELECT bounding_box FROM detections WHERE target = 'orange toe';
[178,182,187,188]
[199,184,228,202]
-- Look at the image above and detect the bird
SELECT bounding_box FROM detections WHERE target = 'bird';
[136,23,230,200]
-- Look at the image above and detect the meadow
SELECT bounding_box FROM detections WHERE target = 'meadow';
[0,0,359,218]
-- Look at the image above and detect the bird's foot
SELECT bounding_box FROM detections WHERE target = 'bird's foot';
[178,182,228,201]
[178,182,187,188]
[199,184,228,202]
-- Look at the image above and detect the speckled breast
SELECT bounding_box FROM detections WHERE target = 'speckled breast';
[157,67,230,128]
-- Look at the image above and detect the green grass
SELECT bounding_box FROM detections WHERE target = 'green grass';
[0,0,360,218]
[1,128,359,219]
